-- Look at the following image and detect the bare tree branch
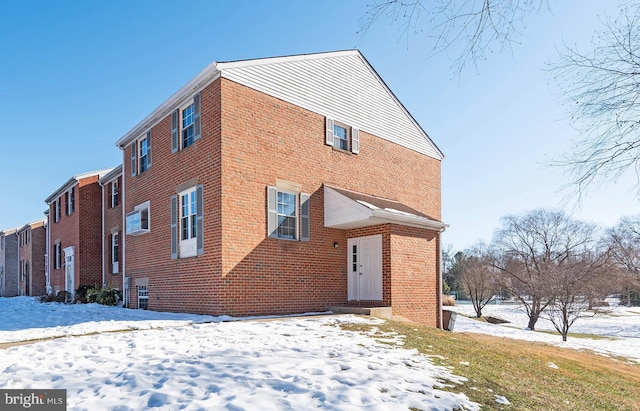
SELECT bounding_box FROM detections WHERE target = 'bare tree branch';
[548,5,640,200]
[360,0,549,74]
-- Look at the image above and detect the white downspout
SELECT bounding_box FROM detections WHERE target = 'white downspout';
[121,156,127,308]
[100,180,106,288]
[438,228,446,330]
[44,214,50,295]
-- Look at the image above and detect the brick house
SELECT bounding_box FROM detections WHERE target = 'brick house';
[0,227,19,297]
[116,50,447,327]
[99,165,123,290]
[45,169,114,297]
[16,220,47,296]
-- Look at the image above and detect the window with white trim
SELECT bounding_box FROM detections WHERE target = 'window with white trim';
[67,187,75,215]
[182,103,195,148]
[130,131,152,176]
[137,286,148,310]
[171,93,201,153]
[111,180,119,207]
[54,242,62,269]
[126,201,150,236]
[267,187,310,241]
[325,118,359,154]
[171,185,203,259]
[111,231,119,274]
[54,198,61,222]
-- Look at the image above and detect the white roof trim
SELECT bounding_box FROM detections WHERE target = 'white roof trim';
[115,62,221,148]
[324,186,447,231]
[45,168,115,204]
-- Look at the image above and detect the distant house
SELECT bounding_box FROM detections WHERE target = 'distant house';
[0,227,19,297]
[99,165,123,290]
[45,169,114,297]
[115,50,447,326]
[16,220,47,296]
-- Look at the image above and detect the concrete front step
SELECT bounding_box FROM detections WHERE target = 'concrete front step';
[327,306,393,320]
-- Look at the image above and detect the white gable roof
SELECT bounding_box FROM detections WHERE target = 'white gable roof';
[217,50,442,159]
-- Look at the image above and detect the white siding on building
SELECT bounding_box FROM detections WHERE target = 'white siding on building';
[218,51,442,160]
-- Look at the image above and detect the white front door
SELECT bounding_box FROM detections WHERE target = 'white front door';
[63,246,75,296]
[347,235,383,301]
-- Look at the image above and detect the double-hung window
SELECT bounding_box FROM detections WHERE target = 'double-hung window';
[137,286,148,310]
[54,198,61,222]
[267,187,310,241]
[171,185,204,259]
[126,201,150,236]
[66,187,75,215]
[171,92,201,153]
[111,180,119,207]
[130,131,152,176]
[111,231,119,273]
[54,242,62,269]
[325,118,359,154]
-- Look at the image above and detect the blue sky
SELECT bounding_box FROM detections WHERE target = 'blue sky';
[0,0,635,250]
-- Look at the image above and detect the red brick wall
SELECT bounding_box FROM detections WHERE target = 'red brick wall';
[78,177,104,288]
[48,176,104,295]
[123,79,223,313]
[122,76,442,325]
[389,225,440,327]
[103,175,123,289]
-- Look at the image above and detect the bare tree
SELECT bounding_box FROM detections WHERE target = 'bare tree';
[492,209,599,330]
[459,244,498,317]
[544,249,609,341]
[360,0,549,74]
[549,5,640,199]
[606,215,640,305]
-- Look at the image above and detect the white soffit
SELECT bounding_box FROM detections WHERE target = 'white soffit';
[218,51,443,160]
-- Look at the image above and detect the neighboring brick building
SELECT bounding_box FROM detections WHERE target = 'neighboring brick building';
[0,227,19,297]
[99,166,123,290]
[116,50,447,327]
[16,220,47,296]
[45,169,114,297]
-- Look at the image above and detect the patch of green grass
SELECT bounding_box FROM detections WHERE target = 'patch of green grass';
[340,320,639,411]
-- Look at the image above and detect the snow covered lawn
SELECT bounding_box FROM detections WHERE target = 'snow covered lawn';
[0,298,479,411]
[451,302,640,363]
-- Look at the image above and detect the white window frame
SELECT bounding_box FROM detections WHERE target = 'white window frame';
[325,117,359,154]
[333,123,350,151]
[54,242,61,270]
[111,230,119,274]
[137,285,148,310]
[178,187,198,258]
[66,187,75,215]
[126,201,150,236]
[181,100,195,149]
[54,198,61,222]
[267,187,310,241]
[111,180,119,208]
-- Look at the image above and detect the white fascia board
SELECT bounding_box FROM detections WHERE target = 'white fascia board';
[45,168,115,204]
[355,52,444,160]
[115,62,221,149]
[371,209,448,231]
[99,164,123,186]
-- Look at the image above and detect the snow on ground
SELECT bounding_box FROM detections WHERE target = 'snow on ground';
[0,297,479,411]
[450,301,640,363]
